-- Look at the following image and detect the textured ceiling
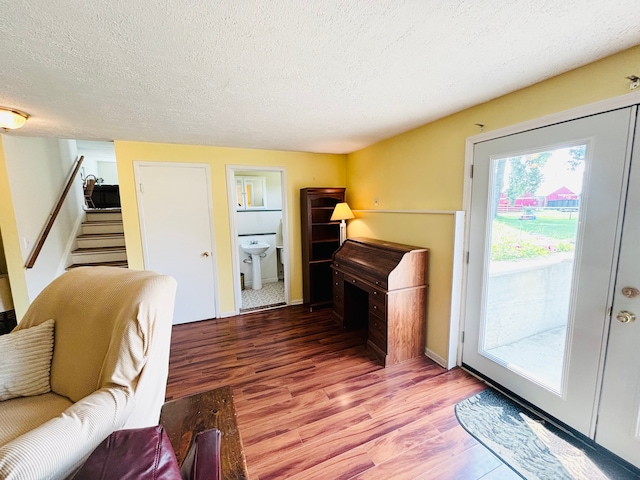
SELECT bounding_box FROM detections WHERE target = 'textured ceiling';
[1,1,639,154]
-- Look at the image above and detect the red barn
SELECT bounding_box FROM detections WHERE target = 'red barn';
[546,187,579,209]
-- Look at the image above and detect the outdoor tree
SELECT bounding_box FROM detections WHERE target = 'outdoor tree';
[568,145,586,171]
[493,158,507,216]
[505,152,551,205]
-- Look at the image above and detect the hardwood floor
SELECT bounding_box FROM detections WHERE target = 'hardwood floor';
[166,305,520,480]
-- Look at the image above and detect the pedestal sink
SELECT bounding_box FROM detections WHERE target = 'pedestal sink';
[241,242,269,290]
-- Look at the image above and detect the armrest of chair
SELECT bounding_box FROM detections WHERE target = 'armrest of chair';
[73,425,181,480]
[180,428,222,480]
[0,387,134,480]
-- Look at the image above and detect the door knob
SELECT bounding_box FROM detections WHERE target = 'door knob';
[202,251,210,257]
[616,311,636,324]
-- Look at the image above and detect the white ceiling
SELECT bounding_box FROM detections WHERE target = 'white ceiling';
[1,1,639,154]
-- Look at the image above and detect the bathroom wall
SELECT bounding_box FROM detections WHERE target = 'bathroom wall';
[236,170,282,286]
[235,171,282,235]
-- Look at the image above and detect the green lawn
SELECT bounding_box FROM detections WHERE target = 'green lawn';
[495,212,578,241]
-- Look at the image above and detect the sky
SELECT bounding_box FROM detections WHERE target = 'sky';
[499,146,586,197]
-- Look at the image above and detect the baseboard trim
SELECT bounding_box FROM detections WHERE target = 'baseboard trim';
[219,310,238,318]
[425,348,448,369]
[58,210,86,274]
[289,299,303,306]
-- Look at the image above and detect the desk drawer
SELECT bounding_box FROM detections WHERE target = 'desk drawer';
[342,272,375,294]
[369,290,386,316]
[368,314,387,352]
[333,272,344,294]
[333,262,388,290]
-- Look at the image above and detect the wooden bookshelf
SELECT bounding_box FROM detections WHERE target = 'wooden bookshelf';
[300,187,345,310]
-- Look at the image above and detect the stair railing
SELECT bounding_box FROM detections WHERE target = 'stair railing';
[25,155,85,269]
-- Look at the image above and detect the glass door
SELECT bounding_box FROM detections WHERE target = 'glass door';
[462,107,635,436]
[596,113,640,467]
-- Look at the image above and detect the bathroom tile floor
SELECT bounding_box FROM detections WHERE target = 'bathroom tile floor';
[240,280,285,312]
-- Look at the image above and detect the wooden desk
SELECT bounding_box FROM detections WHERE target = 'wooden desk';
[160,386,248,479]
[331,237,429,366]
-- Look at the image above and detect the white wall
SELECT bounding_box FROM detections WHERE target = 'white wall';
[77,140,118,184]
[2,137,84,301]
[97,161,119,184]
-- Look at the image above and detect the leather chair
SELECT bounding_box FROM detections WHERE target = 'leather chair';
[73,426,221,480]
[0,267,177,479]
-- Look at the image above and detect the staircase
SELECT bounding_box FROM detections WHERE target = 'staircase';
[68,209,128,269]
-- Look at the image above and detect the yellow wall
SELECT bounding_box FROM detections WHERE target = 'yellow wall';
[113,141,346,314]
[346,45,640,362]
[0,137,30,318]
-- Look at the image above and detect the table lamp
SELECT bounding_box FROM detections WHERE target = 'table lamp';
[330,202,354,245]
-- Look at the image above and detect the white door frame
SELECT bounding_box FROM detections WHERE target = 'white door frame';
[458,90,640,367]
[225,165,290,314]
[134,161,220,319]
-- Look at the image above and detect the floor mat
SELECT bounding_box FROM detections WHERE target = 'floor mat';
[455,388,639,479]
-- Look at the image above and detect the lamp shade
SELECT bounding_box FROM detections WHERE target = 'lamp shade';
[330,202,354,221]
[0,108,29,130]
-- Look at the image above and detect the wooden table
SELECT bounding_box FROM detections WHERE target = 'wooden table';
[160,386,249,479]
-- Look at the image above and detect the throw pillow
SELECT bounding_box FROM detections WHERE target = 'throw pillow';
[0,319,55,401]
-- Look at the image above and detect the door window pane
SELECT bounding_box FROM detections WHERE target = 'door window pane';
[481,145,585,392]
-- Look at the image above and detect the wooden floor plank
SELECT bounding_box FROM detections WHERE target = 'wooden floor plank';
[416,443,505,480]
[351,427,478,479]
[252,405,431,479]
[297,405,372,444]
[166,305,502,479]
[287,447,375,480]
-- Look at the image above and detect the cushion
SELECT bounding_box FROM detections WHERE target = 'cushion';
[72,425,181,480]
[0,392,73,447]
[0,319,54,401]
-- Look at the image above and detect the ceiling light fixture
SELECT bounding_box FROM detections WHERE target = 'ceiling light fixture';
[0,108,30,131]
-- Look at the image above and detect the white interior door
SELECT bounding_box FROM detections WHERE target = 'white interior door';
[462,107,635,436]
[135,162,217,324]
[596,118,640,467]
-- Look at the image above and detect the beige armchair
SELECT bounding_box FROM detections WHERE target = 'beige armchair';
[0,267,177,480]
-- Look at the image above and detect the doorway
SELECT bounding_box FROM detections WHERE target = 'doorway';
[226,166,289,313]
[77,140,120,209]
[462,106,640,467]
[135,162,218,324]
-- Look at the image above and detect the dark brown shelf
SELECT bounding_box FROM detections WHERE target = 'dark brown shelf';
[301,187,345,310]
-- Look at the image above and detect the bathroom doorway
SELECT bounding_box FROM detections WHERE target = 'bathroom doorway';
[226,166,289,313]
